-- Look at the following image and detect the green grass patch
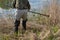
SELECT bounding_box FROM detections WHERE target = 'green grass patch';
[52,25,59,33]
[36,31,40,37]
[48,35,54,40]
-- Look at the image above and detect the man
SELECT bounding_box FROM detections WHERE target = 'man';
[12,0,31,34]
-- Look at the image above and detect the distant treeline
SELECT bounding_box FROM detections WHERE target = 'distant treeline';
[0,0,12,9]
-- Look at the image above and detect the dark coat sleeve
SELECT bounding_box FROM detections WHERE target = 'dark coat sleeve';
[27,1,31,10]
[12,0,16,8]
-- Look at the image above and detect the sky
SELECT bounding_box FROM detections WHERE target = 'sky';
[29,0,49,9]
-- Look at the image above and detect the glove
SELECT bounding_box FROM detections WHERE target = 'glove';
[12,4,16,8]
[12,0,16,8]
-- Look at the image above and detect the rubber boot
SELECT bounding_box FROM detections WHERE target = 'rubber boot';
[22,19,27,31]
[14,20,20,34]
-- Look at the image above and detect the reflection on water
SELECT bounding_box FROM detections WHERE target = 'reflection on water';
[0,8,17,18]
[0,8,34,20]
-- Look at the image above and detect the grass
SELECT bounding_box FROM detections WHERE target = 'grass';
[48,35,54,40]
[36,30,40,37]
[52,25,59,33]
[0,11,60,40]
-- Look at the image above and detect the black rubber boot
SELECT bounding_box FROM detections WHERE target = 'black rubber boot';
[22,19,27,31]
[14,20,20,34]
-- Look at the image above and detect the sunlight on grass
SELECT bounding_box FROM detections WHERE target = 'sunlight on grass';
[52,25,59,33]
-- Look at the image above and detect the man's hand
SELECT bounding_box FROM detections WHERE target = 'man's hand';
[12,4,16,8]
[12,0,16,8]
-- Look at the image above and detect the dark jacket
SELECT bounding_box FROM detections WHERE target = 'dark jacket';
[12,0,31,9]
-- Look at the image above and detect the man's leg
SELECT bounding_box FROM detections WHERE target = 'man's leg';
[22,19,27,30]
[22,10,28,31]
[14,10,21,34]
[14,20,20,34]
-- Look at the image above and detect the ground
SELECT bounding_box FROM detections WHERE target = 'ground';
[0,18,60,40]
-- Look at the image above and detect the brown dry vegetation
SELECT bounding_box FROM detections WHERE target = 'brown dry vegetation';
[0,12,60,40]
[0,0,60,40]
